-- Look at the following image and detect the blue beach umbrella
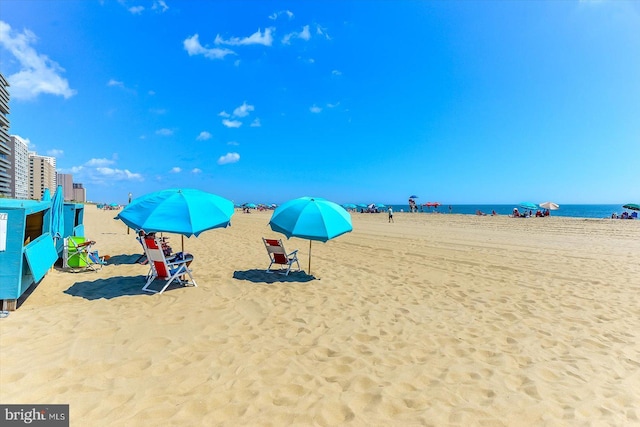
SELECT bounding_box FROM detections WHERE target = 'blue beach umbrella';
[342,203,357,210]
[519,202,538,211]
[115,189,234,251]
[409,195,419,199]
[269,197,353,274]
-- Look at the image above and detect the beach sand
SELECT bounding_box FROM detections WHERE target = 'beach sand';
[1,208,639,426]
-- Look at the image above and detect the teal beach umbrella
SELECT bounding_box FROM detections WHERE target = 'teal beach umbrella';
[623,203,640,211]
[269,197,353,274]
[116,188,234,237]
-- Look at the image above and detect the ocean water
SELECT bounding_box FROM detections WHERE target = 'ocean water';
[374,204,631,219]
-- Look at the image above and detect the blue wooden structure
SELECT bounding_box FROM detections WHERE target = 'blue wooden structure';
[0,199,59,310]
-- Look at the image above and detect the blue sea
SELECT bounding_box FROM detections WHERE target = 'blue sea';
[379,204,628,219]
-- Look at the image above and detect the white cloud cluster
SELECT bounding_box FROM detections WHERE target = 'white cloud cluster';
[218,152,240,165]
[215,28,274,47]
[196,131,212,141]
[0,21,76,100]
[183,34,235,60]
[269,10,294,20]
[126,1,168,15]
[183,14,329,62]
[220,101,257,128]
[59,157,143,185]
[282,25,311,45]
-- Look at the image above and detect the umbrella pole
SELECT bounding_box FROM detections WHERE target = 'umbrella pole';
[181,235,184,253]
[308,240,312,274]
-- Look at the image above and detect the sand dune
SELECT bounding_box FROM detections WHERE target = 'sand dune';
[1,208,639,426]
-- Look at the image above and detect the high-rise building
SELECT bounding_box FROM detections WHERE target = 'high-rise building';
[9,135,29,199]
[0,73,10,197]
[56,172,74,201]
[72,182,86,203]
[29,153,56,200]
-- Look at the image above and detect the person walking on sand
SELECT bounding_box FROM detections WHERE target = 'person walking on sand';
[388,206,394,223]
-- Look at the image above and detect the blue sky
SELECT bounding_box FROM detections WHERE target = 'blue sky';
[1,0,638,205]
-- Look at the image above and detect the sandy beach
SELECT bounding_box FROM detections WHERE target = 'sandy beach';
[1,207,639,426]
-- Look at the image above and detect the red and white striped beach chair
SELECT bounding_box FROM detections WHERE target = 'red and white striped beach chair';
[263,238,300,275]
[141,236,196,294]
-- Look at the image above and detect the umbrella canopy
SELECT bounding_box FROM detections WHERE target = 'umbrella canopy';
[51,185,65,242]
[269,197,353,274]
[115,188,234,237]
[623,203,640,211]
[409,195,419,199]
[539,201,559,210]
[375,203,386,208]
[244,203,257,209]
[519,202,538,210]
[342,203,357,209]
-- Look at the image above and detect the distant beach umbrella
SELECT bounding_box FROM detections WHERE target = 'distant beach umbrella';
[269,197,353,274]
[409,195,419,199]
[375,203,386,208]
[539,202,559,210]
[342,203,357,209]
[519,202,538,210]
[623,203,640,211]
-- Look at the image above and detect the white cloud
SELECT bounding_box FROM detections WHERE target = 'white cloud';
[222,119,242,128]
[332,70,342,76]
[95,167,143,181]
[170,167,181,173]
[269,10,294,20]
[46,149,63,157]
[86,158,115,167]
[196,131,212,141]
[218,152,240,165]
[310,105,322,113]
[156,128,173,136]
[0,21,76,100]
[192,168,202,174]
[227,141,239,146]
[183,34,236,60]
[250,118,261,127]
[215,28,274,47]
[233,101,255,118]
[108,79,124,87]
[152,0,169,13]
[283,25,311,45]
[327,102,340,108]
[218,111,231,118]
[128,6,144,14]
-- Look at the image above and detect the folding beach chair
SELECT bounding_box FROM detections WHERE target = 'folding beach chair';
[263,238,300,275]
[63,236,105,272]
[141,235,196,294]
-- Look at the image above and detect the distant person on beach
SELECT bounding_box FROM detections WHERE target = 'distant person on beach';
[388,206,394,223]
[449,205,452,214]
